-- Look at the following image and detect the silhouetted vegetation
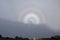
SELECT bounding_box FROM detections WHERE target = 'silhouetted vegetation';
[51,35,60,40]
[0,34,30,40]
[0,35,2,38]
[37,35,60,40]
[0,34,60,40]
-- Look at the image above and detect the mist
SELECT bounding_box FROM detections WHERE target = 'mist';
[0,0,60,38]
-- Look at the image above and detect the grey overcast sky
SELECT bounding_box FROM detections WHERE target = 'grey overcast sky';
[0,0,60,38]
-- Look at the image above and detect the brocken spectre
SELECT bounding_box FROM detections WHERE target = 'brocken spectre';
[18,8,46,24]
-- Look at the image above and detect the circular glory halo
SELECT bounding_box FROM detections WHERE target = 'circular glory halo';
[23,12,40,24]
[18,8,46,24]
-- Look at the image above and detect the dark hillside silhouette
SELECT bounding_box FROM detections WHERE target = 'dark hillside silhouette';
[0,18,59,38]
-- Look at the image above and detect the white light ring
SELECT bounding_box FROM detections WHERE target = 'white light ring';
[17,8,46,24]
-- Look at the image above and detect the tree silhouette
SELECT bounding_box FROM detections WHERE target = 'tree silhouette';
[0,34,2,38]
[15,36,19,39]
[19,37,23,40]
[23,38,29,40]
[51,35,60,40]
